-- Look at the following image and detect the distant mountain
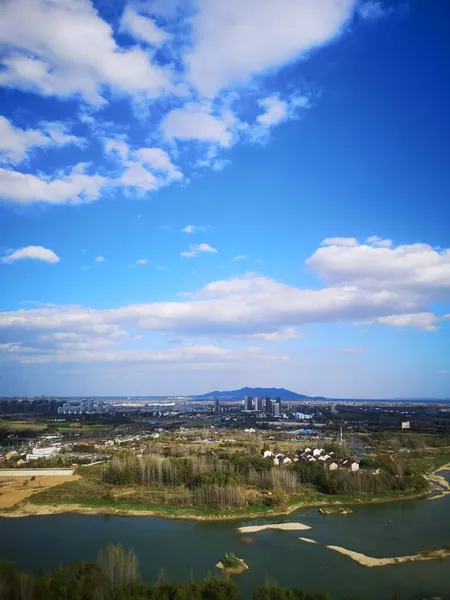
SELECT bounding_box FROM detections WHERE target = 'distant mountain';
[193,387,326,401]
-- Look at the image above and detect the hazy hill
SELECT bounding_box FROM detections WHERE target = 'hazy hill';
[193,387,326,401]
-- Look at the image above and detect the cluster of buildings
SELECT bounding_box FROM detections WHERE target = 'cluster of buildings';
[243,396,283,417]
[57,398,112,416]
[261,446,360,472]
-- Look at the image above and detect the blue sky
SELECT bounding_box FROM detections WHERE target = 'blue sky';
[0,0,449,398]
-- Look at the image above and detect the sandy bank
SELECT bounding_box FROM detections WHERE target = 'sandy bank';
[324,544,450,567]
[0,475,80,511]
[426,464,450,501]
[237,522,311,533]
[299,537,318,544]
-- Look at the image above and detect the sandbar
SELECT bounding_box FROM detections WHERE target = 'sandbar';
[299,537,318,544]
[237,522,311,533]
[325,544,450,567]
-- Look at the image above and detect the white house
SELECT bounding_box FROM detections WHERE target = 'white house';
[313,448,323,457]
[350,462,360,472]
[273,457,280,466]
[26,446,59,461]
[283,457,292,464]
[263,450,274,458]
[308,456,317,462]
[329,462,339,471]
[304,447,312,454]
[318,455,326,461]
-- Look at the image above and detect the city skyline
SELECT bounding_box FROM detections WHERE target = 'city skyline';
[0,1,449,398]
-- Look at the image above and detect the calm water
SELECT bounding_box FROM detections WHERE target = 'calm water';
[1,491,450,600]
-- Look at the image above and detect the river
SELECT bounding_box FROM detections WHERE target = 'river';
[1,490,450,600]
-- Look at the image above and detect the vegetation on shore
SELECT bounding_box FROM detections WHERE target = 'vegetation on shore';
[216,552,248,575]
[2,431,449,520]
[0,544,414,599]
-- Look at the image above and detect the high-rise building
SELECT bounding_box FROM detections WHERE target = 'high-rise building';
[255,397,264,411]
[273,398,281,418]
[214,397,220,413]
[265,396,272,415]
[244,396,253,411]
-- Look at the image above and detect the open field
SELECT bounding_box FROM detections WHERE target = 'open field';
[0,473,80,510]
[0,420,47,431]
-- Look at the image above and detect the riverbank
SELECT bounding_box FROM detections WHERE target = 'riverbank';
[0,487,430,520]
[0,461,445,521]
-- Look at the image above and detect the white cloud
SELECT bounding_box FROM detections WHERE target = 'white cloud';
[0,163,106,205]
[118,161,160,191]
[185,0,355,97]
[182,225,207,234]
[95,256,105,263]
[321,237,359,247]
[136,259,148,265]
[437,369,448,375]
[358,1,393,20]
[338,347,365,354]
[1,236,449,373]
[257,96,288,127]
[104,137,129,160]
[156,265,166,270]
[162,103,237,147]
[181,243,218,258]
[0,116,84,164]
[233,255,248,261]
[0,0,173,105]
[307,240,450,298]
[235,328,301,342]
[1,245,60,264]
[365,235,392,248]
[367,312,439,332]
[134,147,182,181]
[120,7,171,47]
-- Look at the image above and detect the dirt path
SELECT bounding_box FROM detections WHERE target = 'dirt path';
[0,475,80,510]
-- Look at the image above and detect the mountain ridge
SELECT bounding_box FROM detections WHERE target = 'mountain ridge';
[193,387,326,401]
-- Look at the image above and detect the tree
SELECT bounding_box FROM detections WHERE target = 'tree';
[98,544,139,594]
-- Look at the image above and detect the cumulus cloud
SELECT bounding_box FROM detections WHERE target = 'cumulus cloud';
[307,240,450,298]
[120,7,172,47]
[181,225,207,234]
[95,256,105,263]
[1,237,449,371]
[321,237,359,247]
[0,163,106,205]
[136,259,148,265]
[180,243,218,258]
[358,1,395,20]
[1,245,60,264]
[104,137,129,160]
[134,147,183,182]
[0,116,84,164]
[0,0,173,105]
[162,103,238,147]
[366,312,440,332]
[184,0,356,97]
[233,255,248,261]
